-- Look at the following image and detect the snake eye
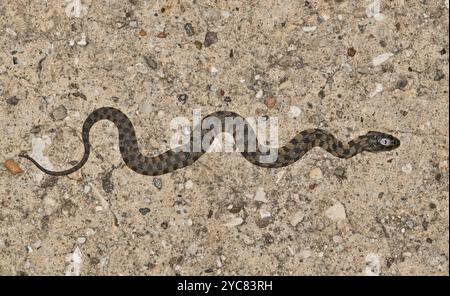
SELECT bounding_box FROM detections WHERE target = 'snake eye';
[379,138,391,146]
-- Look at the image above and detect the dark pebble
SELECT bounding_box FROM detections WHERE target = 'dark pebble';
[194,41,203,50]
[396,79,408,89]
[40,176,59,188]
[204,32,218,47]
[224,96,232,102]
[139,208,151,215]
[144,56,158,70]
[263,233,274,244]
[177,94,188,104]
[426,238,433,243]
[347,47,356,57]
[161,221,169,229]
[30,125,42,134]
[184,23,195,36]
[12,57,18,65]
[256,217,271,228]
[318,89,325,98]
[434,69,445,81]
[429,203,437,209]
[6,96,19,106]
[102,170,114,193]
[435,173,442,181]
[334,167,346,179]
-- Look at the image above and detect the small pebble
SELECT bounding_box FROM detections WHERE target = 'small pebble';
[302,26,317,32]
[299,250,312,259]
[153,178,162,189]
[184,180,194,190]
[369,83,384,97]
[194,41,203,50]
[372,52,394,66]
[254,187,267,203]
[332,235,343,244]
[334,167,346,179]
[184,23,195,36]
[156,31,168,38]
[138,29,147,37]
[204,32,218,47]
[224,217,243,227]
[139,208,151,215]
[210,66,218,74]
[52,105,68,121]
[264,97,276,109]
[144,56,157,70]
[259,209,271,219]
[85,228,96,237]
[309,167,323,179]
[396,79,408,90]
[290,210,304,227]
[77,237,86,244]
[177,94,188,104]
[434,69,445,81]
[289,106,301,118]
[347,47,356,57]
[129,20,138,28]
[255,90,263,99]
[6,96,19,106]
[401,164,412,174]
[68,171,83,181]
[4,159,23,175]
[325,202,346,221]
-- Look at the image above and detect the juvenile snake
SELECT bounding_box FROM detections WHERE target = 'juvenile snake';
[19,107,400,176]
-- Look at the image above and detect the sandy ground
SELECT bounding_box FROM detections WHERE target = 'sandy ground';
[0,0,448,275]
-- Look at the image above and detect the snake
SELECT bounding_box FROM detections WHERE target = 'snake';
[19,107,400,176]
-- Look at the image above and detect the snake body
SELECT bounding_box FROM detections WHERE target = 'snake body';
[20,107,400,176]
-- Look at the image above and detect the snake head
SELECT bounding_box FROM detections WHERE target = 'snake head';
[361,131,400,152]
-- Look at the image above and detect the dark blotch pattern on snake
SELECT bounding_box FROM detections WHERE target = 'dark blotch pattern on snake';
[19,107,400,176]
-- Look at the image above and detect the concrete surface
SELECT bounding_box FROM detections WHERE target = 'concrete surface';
[0,0,448,275]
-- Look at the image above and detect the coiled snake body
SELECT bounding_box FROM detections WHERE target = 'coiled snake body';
[20,107,400,176]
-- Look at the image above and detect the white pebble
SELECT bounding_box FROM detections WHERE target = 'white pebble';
[369,83,384,98]
[325,202,346,221]
[224,217,244,227]
[85,228,96,237]
[366,0,385,21]
[83,185,91,194]
[77,237,86,244]
[302,26,317,32]
[184,180,194,190]
[255,90,263,99]
[289,106,302,118]
[77,33,87,46]
[221,11,231,18]
[332,235,343,244]
[65,0,88,18]
[372,52,394,66]
[299,250,312,259]
[290,210,304,227]
[210,66,218,74]
[401,164,413,174]
[364,253,381,276]
[254,187,267,203]
[259,209,271,219]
